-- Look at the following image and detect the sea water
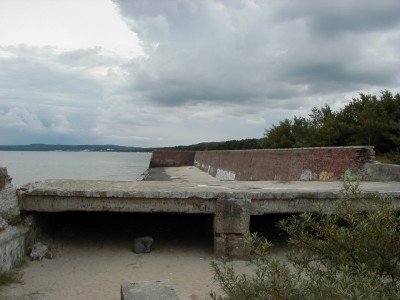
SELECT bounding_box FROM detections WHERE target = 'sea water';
[0,151,152,187]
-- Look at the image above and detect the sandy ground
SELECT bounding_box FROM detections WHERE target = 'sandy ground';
[1,239,237,299]
[0,236,252,300]
[1,167,291,300]
[0,211,290,300]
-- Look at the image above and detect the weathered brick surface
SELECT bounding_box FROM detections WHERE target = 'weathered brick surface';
[149,151,195,168]
[194,147,375,181]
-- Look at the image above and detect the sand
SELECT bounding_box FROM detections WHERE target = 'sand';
[1,238,252,300]
[0,203,288,300]
[0,212,260,300]
[1,244,228,299]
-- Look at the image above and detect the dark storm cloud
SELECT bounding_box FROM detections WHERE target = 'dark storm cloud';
[289,61,397,86]
[114,0,400,108]
[276,0,400,37]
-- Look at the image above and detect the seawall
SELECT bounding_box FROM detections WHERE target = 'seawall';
[149,146,375,181]
[149,151,196,168]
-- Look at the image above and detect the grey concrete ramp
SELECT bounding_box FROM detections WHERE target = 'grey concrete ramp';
[121,280,179,300]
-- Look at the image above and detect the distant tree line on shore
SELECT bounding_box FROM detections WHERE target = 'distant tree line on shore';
[166,138,260,151]
[171,91,400,162]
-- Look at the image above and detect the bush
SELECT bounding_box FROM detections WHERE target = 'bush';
[211,180,400,299]
[377,150,400,165]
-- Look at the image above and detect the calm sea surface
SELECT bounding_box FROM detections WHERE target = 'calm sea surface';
[0,151,152,187]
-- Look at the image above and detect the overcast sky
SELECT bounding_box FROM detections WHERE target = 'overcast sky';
[0,0,399,147]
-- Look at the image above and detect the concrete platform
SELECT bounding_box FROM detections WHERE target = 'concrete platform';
[121,281,179,300]
[17,167,400,258]
[18,167,400,214]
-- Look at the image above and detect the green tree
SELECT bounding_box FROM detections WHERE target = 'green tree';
[309,105,340,146]
[260,90,400,155]
[258,119,294,148]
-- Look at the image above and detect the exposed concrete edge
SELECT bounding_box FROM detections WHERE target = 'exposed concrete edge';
[121,280,179,300]
[18,191,400,214]
[18,184,400,200]
[195,145,374,152]
[364,162,400,181]
[19,196,216,213]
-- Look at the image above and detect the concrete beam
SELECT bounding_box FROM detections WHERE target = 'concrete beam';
[20,195,215,214]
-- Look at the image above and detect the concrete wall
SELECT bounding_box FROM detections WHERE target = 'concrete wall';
[0,167,23,271]
[364,163,400,181]
[150,147,375,181]
[0,226,27,272]
[0,167,37,271]
[149,151,195,168]
[194,147,375,181]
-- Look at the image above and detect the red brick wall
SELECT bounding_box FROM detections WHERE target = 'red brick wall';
[149,147,375,180]
[149,151,196,168]
[194,147,375,181]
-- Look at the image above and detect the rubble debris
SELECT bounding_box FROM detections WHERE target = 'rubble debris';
[133,236,154,254]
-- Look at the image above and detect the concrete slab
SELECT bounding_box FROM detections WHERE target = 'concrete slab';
[16,166,400,258]
[146,166,219,183]
[18,167,400,214]
[121,280,179,300]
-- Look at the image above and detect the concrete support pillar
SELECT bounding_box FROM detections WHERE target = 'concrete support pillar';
[213,197,250,259]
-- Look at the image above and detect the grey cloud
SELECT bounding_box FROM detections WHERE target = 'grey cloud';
[1,0,399,147]
[0,45,108,144]
[114,0,400,109]
[289,61,396,86]
[276,0,400,37]
[0,46,103,99]
[0,129,81,145]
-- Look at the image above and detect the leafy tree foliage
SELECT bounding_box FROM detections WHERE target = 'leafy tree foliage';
[258,90,400,154]
[211,180,400,299]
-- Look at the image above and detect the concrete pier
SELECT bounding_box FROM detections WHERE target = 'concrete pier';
[18,167,400,258]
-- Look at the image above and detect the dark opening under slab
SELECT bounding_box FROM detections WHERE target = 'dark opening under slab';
[34,212,214,253]
[250,214,294,245]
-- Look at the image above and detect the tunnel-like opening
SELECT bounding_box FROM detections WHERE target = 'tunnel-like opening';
[33,212,214,253]
[250,214,296,246]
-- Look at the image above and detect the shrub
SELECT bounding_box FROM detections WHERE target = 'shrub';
[211,180,400,299]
